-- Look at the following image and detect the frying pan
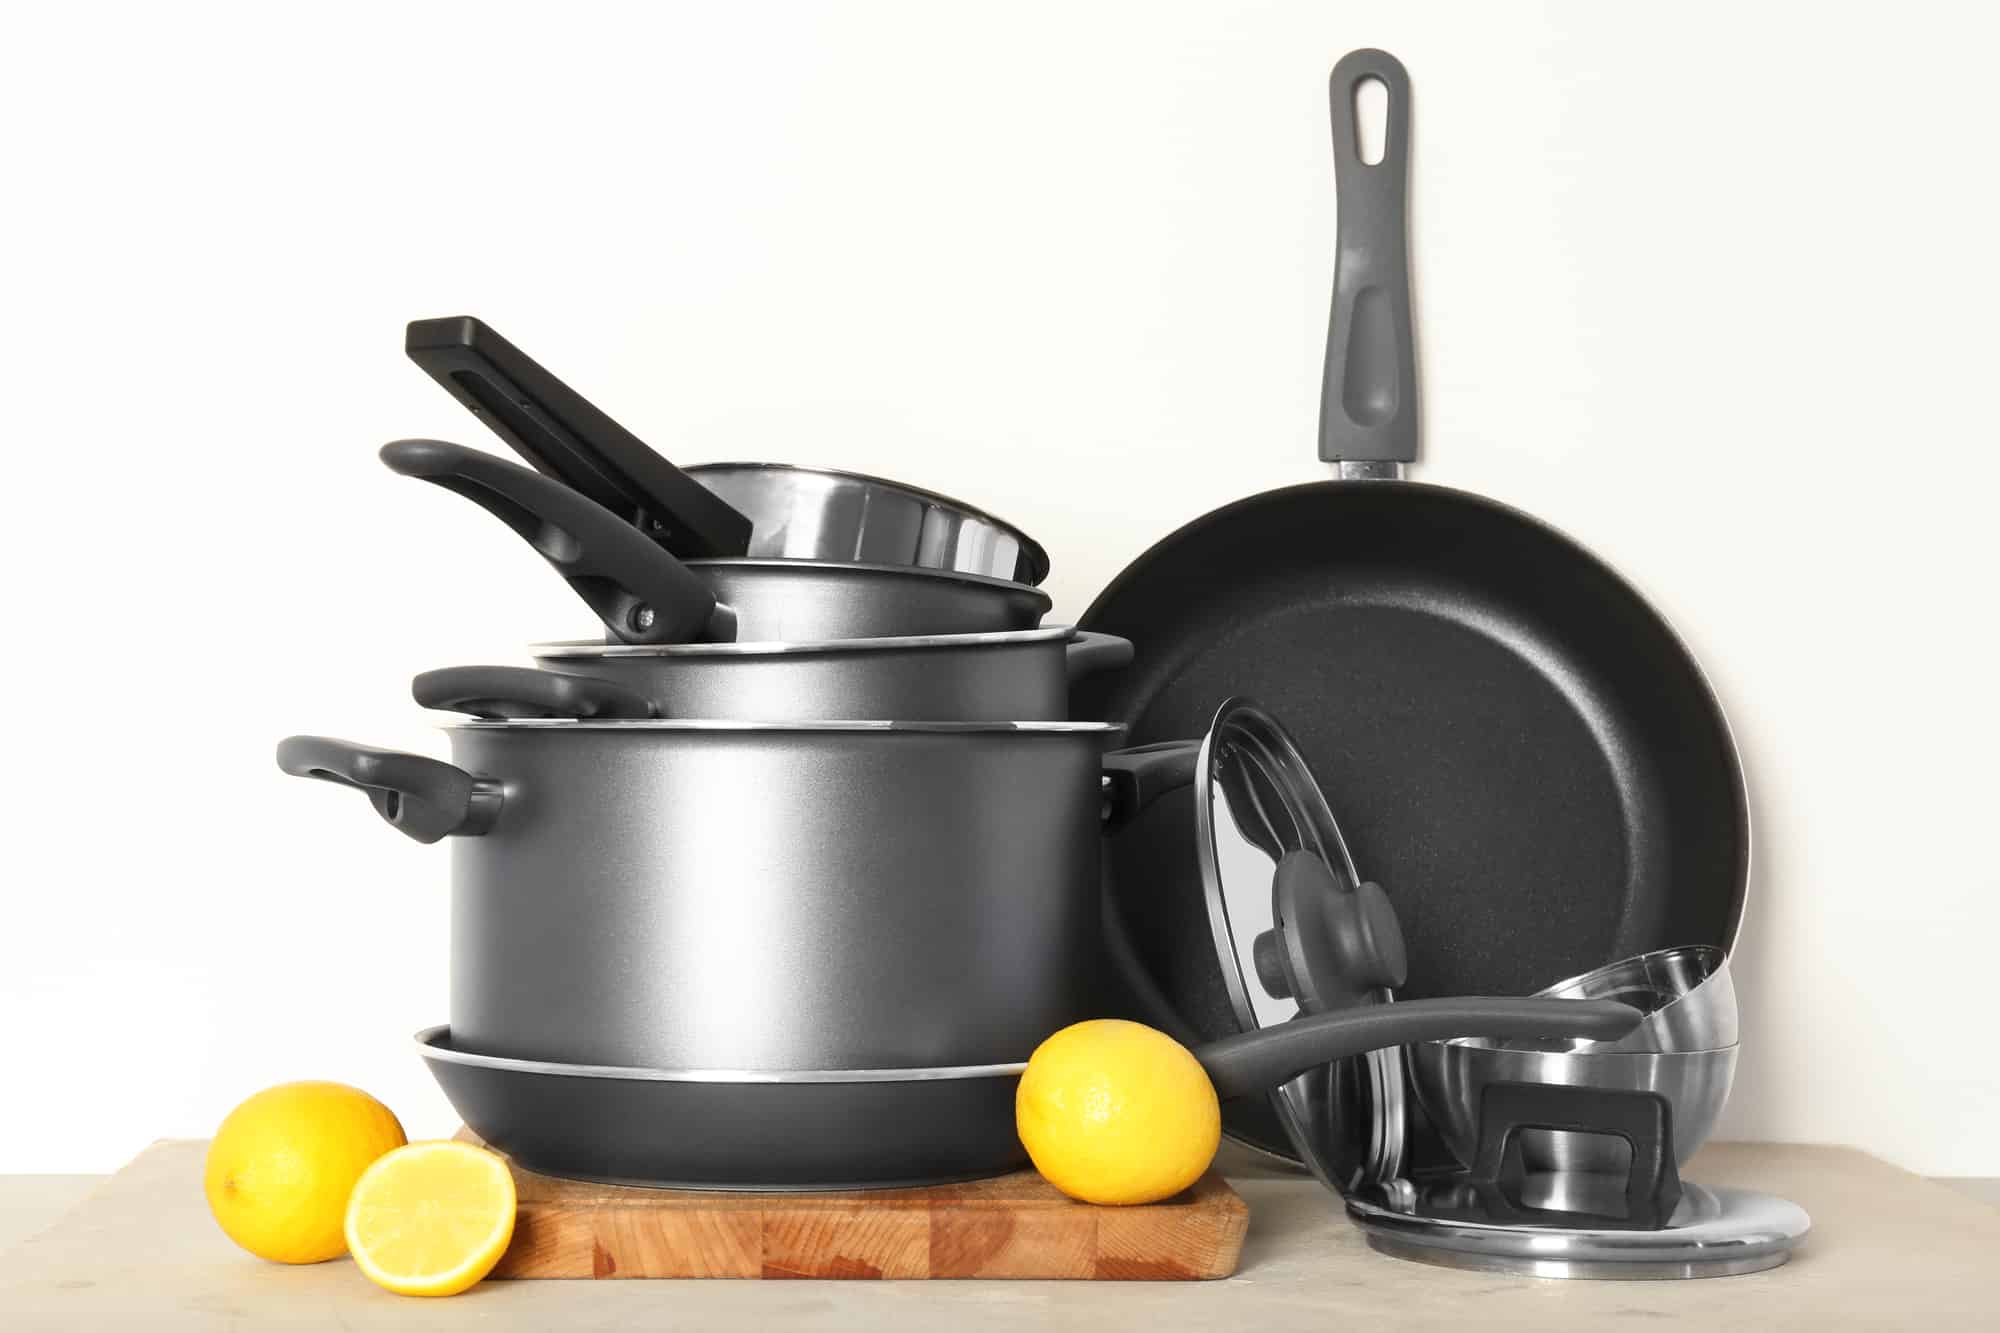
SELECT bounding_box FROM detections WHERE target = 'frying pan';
[417,994,1636,1190]
[380,438,1049,644]
[1076,51,1748,1148]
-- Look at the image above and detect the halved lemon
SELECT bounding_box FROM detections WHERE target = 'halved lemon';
[343,1141,517,1296]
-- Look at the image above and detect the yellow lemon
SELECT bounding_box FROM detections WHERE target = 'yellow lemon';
[1016,1018,1221,1205]
[344,1141,517,1297]
[204,1081,407,1264]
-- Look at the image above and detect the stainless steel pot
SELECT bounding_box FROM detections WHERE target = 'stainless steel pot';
[279,721,1123,1071]
[489,627,1129,722]
[381,439,1049,645]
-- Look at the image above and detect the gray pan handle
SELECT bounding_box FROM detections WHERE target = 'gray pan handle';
[1318,48,1418,466]
[412,666,658,720]
[275,735,503,843]
[1100,740,1201,825]
[379,439,734,645]
[1195,997,1641,1101]
[1064,632,1135,683]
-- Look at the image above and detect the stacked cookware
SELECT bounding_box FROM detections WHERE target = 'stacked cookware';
[277,48,1808,1278]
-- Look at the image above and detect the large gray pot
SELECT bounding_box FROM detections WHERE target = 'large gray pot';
[277,721,1123,1071]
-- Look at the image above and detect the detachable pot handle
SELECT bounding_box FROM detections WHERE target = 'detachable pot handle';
[275,735,502,843]
[1319,47,1418,467]
[412,665,658,720]
[1467,1082,1684,1229]
[1100,740,1201,823]
[1194,997,1643,1102]
[379,439,733,646]
[1064,632,1135,684]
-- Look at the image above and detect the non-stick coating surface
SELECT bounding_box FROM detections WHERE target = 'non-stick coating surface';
[1079,480,1747,1108]
[423,1047,1027,1190]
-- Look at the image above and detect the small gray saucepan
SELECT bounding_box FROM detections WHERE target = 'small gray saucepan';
[380,439,1049,646]
[410,625,1131,724]
[414,991,1636,1191]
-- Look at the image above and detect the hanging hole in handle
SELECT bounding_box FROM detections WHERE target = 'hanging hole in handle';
[1353,77,1388,165]
[381,791,403,821]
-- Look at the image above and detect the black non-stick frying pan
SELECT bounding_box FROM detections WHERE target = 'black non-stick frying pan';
[1078,51,1748,1150]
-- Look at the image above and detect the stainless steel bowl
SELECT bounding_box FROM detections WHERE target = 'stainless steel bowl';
[1514,946,1737,1054]
[687,462,1049,586]
[1408,1041,1739,1174]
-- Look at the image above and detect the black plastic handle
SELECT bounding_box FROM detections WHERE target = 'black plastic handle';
[412,666,658,720]
[1193,997,1642,1101]
[1318,49,1418,465]
[380,439,733,645]
[1470,1082,1684,1229]
[1064,632,1135,683]
[405,317,752,558]
[1100,740,1201,825]
[275,735,502,844]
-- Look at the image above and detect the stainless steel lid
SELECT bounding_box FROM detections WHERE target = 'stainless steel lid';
[1191,699,1407,1193]
[1345,1180,1811,1279]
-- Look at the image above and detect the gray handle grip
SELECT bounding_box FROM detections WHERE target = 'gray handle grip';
[1318,48,1418,465]
[412,666,658,720]
[1100,740,1201,825]
[275,735,502,843]
[1064,632,1135,683]
[380,439,734,645]
[1196,997,1641,1101]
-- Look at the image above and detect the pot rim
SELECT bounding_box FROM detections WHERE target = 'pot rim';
[533,625,1076,659]
[676,555,1053,598]
[440,718,1125,734]
[1426,1037,1744,1056]
[415,1027,1027,1083]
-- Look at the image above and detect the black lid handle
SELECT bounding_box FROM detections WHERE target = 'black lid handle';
[1318,49,1418,465]
[380,439,733,645]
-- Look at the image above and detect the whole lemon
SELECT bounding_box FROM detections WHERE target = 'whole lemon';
[1016,1019,1221,1205]
[204,1081,407,1263]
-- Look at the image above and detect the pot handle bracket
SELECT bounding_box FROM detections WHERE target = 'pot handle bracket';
[1100,741,1201,823]
[275,736,502,843]
[1468,1082,1684,1230]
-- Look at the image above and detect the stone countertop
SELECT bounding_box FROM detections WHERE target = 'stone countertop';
[1,1141,1995,1330]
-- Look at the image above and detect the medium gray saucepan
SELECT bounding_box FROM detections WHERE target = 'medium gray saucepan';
[410,629,1131,724]
[380,438,1049,646]
[279,720,1127,1072]
[405,315,1051,585]
[415,993,1638,1190]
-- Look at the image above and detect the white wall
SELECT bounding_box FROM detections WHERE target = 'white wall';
[3,0,1995,1176]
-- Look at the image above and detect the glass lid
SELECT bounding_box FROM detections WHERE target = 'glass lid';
[1193,698,1407,1193]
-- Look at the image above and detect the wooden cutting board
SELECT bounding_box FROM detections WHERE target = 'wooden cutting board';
[457,1132,1248,1280]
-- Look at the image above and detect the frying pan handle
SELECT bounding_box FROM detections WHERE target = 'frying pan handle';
[380,439,734,645]
[1195,997,1642,1101]
[1318,49,1419,466]
[412,666,658,720]
[275,736,502,843]
[404,316,753,558]
[1064,632,1134,684]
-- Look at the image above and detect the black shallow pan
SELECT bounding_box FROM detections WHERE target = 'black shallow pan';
[1077,52,1748,1152]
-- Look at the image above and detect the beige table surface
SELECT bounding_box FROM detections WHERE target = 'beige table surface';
[0,1141,1994,1330]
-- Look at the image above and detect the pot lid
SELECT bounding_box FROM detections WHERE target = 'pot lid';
[1192,698,1408,1193]
[1344,1180,1811,1279]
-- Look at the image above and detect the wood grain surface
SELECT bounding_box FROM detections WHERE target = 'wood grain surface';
[457,1131,1247,1280]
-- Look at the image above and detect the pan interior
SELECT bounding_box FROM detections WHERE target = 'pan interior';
[1084,482,1745,1016]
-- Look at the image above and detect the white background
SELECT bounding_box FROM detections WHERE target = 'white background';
[3,1,1995,1175]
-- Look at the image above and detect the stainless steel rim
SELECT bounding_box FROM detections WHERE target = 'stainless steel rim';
[683,556,1052,598]
[415,1027,1026,1083]
[686,462,1050,583]
[443,718,1125,734]
[533,625,1075,660]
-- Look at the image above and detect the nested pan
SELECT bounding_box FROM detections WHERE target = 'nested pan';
[417,994,1636,1190]
[1080,51,1748,1046]
[381,439,1049,645]
[512,628,1131,722]
[406,315,1048,584]
[413,628,1130,724]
